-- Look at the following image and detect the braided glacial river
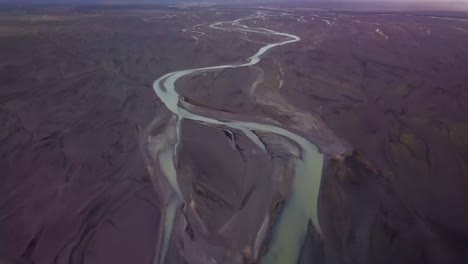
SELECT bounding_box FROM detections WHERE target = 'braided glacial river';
[150,12,326,264]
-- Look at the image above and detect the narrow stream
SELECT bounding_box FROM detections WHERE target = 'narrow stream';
[151,12,324,264]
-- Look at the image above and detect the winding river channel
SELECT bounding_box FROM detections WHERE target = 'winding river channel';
[150,11,325,264]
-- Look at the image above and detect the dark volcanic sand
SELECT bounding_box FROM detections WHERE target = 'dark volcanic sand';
[1,4,468,264]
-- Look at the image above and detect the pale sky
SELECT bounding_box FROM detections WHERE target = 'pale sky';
[2,0,468,4]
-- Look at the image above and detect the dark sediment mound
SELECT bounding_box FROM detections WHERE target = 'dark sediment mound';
[299,151,468,264]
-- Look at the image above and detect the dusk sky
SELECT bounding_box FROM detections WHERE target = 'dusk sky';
[2,0,468,10]
[1,0,468,2]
